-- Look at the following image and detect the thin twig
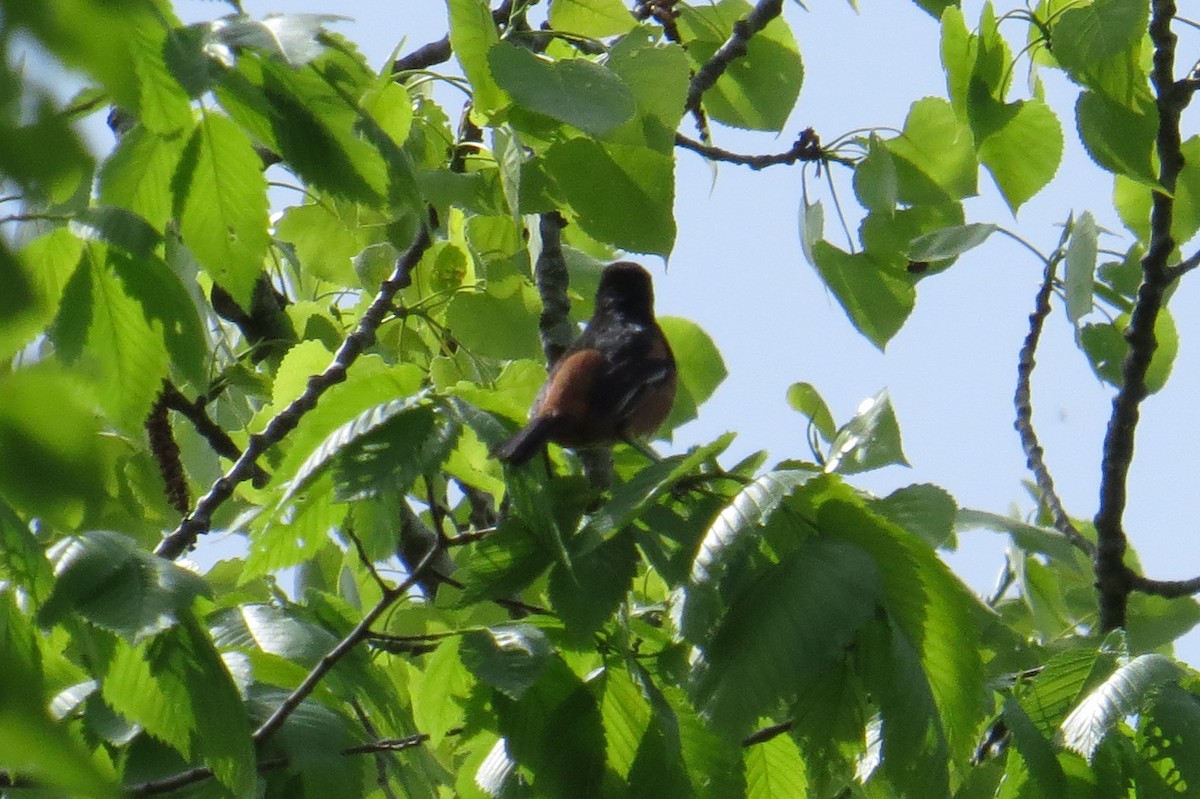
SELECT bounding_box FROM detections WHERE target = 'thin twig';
[351,701,400,799]
[1129,573,1200,598]
[155,224,434,560]
[1013,260,1096,557]
[742,720,793,747]
[1093,0,1192,632]
[684,0,784,113]
[159,381,270,489]
[675,129,853,170]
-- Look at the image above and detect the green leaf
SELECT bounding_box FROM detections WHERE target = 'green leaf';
[1080,308,1178,395]
[659,316,728,431]
[0,596,118,797]
[275,203,363,285]
[174,111,268,310]
[676,0,803,131]
[99,124,190,233]
[0,365,106,523]
[1051,0,1149,104]
[906,223,996,261]
[1076,90,1158,186]
[825,389,909,474]
[820,498,987,764]
[460,623,553,700]
[870,483,957,550]
[412,637,473,745]
[744,729,809,799]
[40,530,211,643]
[1126,592,1200,655]
[0,502,54,604]
[549,530,638,640]
[693,537,882,733]
[445,276,542,360]
[798,200,823,268]
[1137,684,1200,792]
[677,469,815,643]
[810,241,915,349]
[549,0,636,37]
[70,206,162,262]
[1003,695,1068,799]
[956,508,1082,563]
[977,98,1062,212]
[1115,136,1200,247]
[606,31,690,149]
[445,0,509,118]
[488,43,636,136]
[885,97,977,205]
[786,381,837,443]
[853,133,899,213]
[131,19,194,136]
[1017,646,1115,735]
[1065,212,1099,323]
[546,137,676,255]
[6,230,83,362]
[1061,654,1180,760]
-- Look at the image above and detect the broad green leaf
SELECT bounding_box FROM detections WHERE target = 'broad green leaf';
[1018,647,1116,736]
[906,223,996,261]
[1115,136,1200,247]
[360,80,414,146]
[885,97,978,205]
[811,241,915,349]
[412,637,473,745]
[175,111,268,310]
[275,203,362,285]
[825,389,909,474]
[0,596,118,797]
[1003,695,1068,799]
[80,250,172,431]
[457,517,555,604]
[677,469,815,642]
[7,230,83,362]
[693,536,882,733]
[99,124,191,232]
[1051,0,1149,104]
[245,481,339,579]
[131,19,193,135]
[606,31,690,148]
[1065,211,1099,323]
[247,688,361,796]
[744,729,808,799]
[676,0,803,131]
[549,530,638,640]
[1079,308,1178,395]
[956,508,1082,563]
[659,316,728,431]
[488,43,636,136]
[546,137,676,254]
[1077,90,1158,186]
[1061,654,1180,760]
[0,365,106,523]
[798,200,823,268]
[0,501,54,603]
[786,381,837,443]
[549,0,636,37]
[1126,592,1200,655]
[445,0,509,118]
[853,134,899,213]
[40,531,210,643]
[977,98,1062,212]
[861,202,966,275]
[871,483,957,550]
[819,498,987,764]
[460,623,553,701]
[1137,684,1200,792]
[212,603,339,666]
[445,276,542,359]
[70,206,162,262]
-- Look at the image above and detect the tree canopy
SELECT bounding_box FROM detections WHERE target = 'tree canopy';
[3,0,1200,797]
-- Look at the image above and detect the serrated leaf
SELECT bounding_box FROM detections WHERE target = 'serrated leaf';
[853,134,899,213]
[676,469,815,642]
[1060,654,1180,760]
[811,241,915,349]
[1066,212,1098,323]
[1051,0,1148,104]
[1137,684,1200,792]
[174,111,268,310]
[445,276,542,360]
[99,124,190,233]
[978,98,1062,212]
[1076,90,1158,186]
[825,389,908,474]
[70,206,163,261]
[412,637,473,745]
[40,530,210,644]
[693,537,882,733]
[885,97,977,205]
[548,0,636,37]
[549,530,638,640]
[132,20,193,135]
[745,729,808,799]
[460,624,553,700]
[1080,309,1178,395]
[446,0,509,118]
[546,137,675,255]
[676,0,803,131]
[906,223,996,261]
[871,483,957,550]
[786,382,837,443]
[1003,695,1068,799]
[488,43,636,136]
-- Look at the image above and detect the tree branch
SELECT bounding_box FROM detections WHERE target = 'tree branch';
[684,0,783,113]
[155,224,434,560]
[1093,0,1193,632]
[391,0,515,74]
[1013,260,1096,557]
[159,381,270,489]
[534,211,574,365]
[1129,572,1200,598]
[675,128,852,170]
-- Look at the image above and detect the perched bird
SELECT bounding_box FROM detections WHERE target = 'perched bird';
[496,261,677,464]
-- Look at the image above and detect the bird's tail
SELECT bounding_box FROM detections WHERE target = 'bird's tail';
[494,416,557,464]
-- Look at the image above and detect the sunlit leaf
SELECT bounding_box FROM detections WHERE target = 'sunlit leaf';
[825,389,909,474]
[1065,212,1098,323]
[1060,654,1180,760]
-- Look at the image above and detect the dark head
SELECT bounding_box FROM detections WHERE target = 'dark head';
[594,261,656,321]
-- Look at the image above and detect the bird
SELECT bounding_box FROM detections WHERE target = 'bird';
[495,261,677,465]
